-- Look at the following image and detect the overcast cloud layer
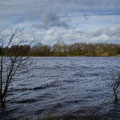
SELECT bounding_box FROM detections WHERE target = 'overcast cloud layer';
[0,0,120,44]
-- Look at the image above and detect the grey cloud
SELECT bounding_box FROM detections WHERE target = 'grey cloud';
[0,0,120,25]
[90,28,106,37]
[105,28,120,37]
[41,11,58,25]
[83,14,89,20]
[90,27,120,39]
[32,11,69,29]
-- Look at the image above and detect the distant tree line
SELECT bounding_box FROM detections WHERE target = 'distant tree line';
[1,42,120,57]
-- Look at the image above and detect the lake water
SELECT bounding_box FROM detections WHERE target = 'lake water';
[0,57,120,120]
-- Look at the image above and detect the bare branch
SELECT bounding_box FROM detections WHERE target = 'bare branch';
[0,28,29,105]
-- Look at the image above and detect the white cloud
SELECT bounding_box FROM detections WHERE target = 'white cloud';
[13,26,119,45]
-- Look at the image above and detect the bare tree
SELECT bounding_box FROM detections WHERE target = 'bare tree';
[111,72,120,103]
[0,28,30,106]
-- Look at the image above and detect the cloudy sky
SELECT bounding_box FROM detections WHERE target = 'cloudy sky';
[0,0,120,45]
